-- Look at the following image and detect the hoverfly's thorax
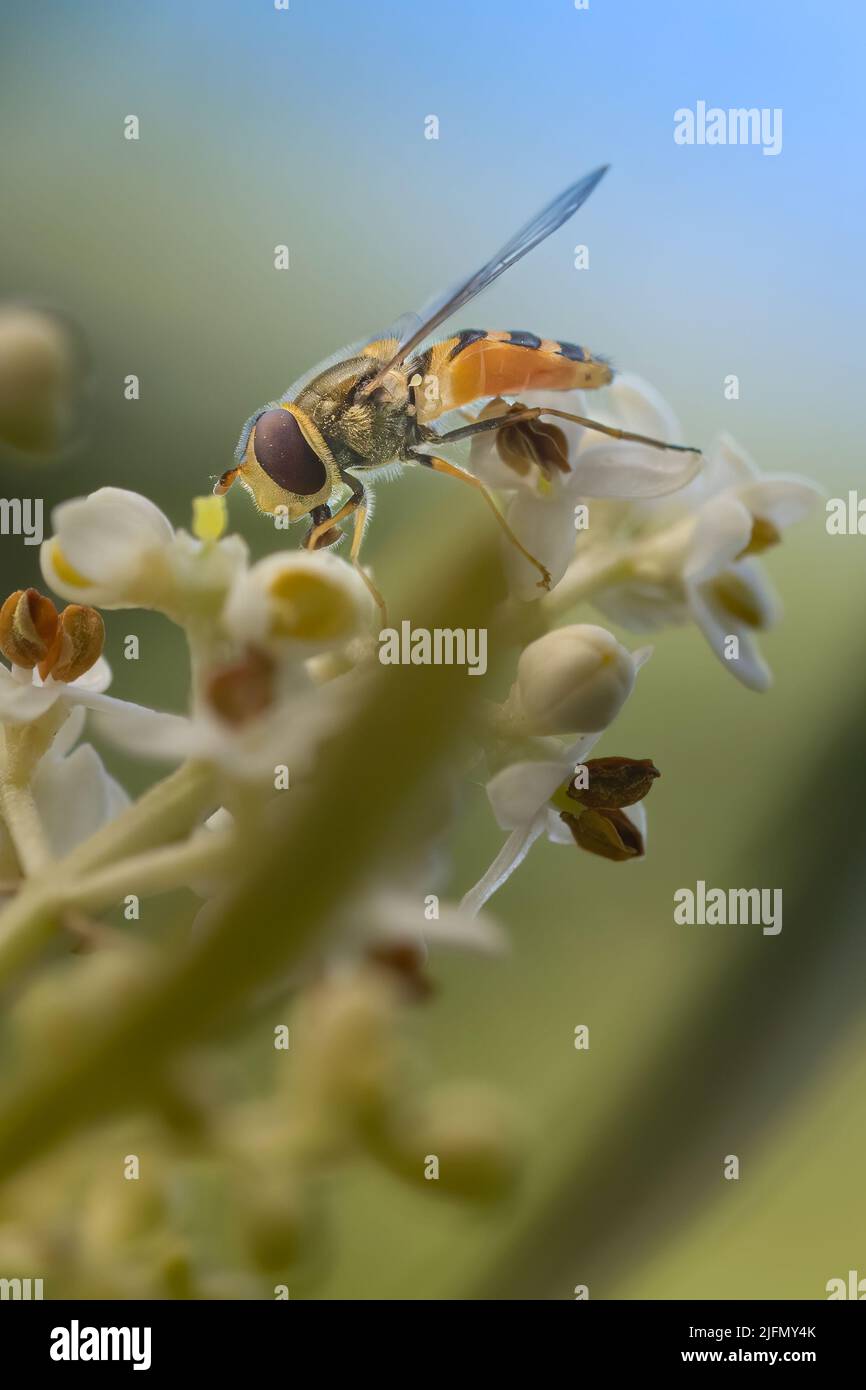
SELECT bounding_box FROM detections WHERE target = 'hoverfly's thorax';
[295,356,416,469]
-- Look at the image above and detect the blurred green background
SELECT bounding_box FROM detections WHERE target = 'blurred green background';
[0,0,863,1299]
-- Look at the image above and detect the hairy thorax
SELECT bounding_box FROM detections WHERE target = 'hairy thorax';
[296,357,420,471]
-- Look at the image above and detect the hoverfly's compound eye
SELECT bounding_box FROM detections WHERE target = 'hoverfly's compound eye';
[252,409,328,496]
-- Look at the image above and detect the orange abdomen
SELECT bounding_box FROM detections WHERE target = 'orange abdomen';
[413,330,613,423]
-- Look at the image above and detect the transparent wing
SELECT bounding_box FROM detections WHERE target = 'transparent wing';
[364,164,609,387]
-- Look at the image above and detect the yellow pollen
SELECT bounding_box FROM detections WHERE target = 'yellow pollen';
[268,570,355,641]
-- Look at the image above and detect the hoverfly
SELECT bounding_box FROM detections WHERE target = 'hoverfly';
[216,165,699,614]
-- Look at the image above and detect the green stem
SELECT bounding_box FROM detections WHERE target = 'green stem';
[0,780,52,875]
[0,759,217,986]
[62,830,234,914]
[60,759,217,877]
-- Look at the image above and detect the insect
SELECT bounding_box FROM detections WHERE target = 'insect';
[216,165,699,615]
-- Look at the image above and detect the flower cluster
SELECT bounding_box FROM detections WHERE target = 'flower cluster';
[0,343,820,1293]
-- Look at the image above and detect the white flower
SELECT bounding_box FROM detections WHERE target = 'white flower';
[496,624,639,736]
[90,650,356,783]
[464,644,652,913]
[461,733,651,915]
[469,383,700,599]
[27,711,129,857]
[0,705,128,881]
[0,654,114,726]
[581,430,822,690]
[40,487,247,620]
[223,550,373,655]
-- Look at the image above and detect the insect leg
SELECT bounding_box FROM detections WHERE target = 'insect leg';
[303,473,366,550]
[433,408,701,457]
[350,499,388,629]
[409,450,552,591]
[304,474,387,625]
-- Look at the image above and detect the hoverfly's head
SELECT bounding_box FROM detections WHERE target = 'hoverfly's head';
[230,402,338,519]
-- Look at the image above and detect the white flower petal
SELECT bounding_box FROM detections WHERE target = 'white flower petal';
[545,805,575,844]
[623,798,648,848]
[738,476,824,530]
[702,433,759,491]
[460,815,547,917]
[578,373,683,448]
[67,654,112,695]
[32,742,130,856]
[0,666,60,723]
[593,582,689,634]
[370,891,506,957]
[504,491,579,600]
[487,758,572,830]
[688,583,773,692]
[50,703,86,758]
[684,493,754,583]
[87,696,197,760]
[48,488,173,586]
[571,440,700,499]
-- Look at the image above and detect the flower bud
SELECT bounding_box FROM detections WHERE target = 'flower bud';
[407,1084,521,1201]
[0,305,81,454]
[567,756,660,809]
[560,805,644,862]
[0,588,58,668]
[39,603,105,682]
[507,624,636,735]
[239,1175,317,1275]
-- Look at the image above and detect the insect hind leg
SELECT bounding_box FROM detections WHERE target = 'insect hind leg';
[433,407,701,457]
[409,449,552,591]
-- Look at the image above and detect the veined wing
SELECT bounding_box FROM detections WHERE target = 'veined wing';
[362,165,609,391]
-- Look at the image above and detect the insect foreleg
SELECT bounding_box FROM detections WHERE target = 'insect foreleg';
[303,472,366,550]
[303,472,387,627]
[349,499,388,628]
[409,450,552,591]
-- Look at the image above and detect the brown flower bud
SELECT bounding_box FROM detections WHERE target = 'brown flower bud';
[0,588,59,668]
[206,646,275,726]
[560,806,645,863]
[567,756,660,810]
[39,604,104,682]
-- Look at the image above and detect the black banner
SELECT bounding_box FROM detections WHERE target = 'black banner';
[0,1298,861,1373]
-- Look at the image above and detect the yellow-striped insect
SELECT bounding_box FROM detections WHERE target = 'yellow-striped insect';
[216,166,698,613]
